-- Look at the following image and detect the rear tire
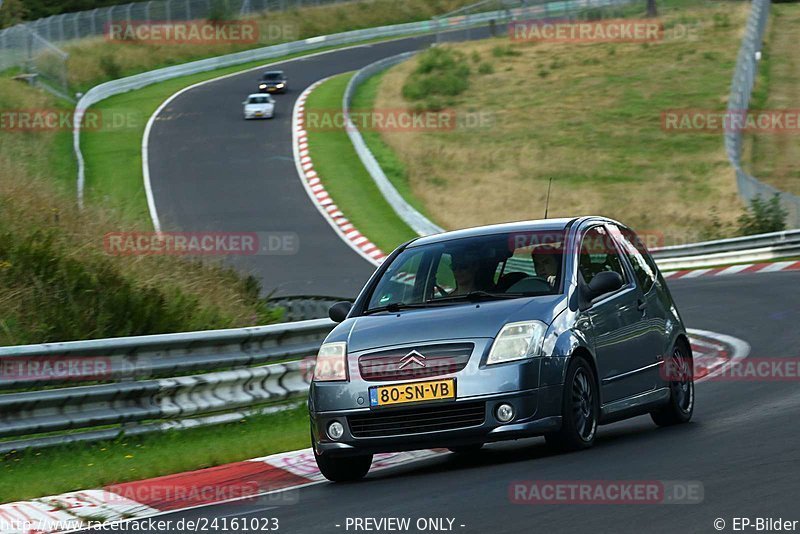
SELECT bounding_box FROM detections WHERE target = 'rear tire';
[545,356,598,452]
[651,343,694,427]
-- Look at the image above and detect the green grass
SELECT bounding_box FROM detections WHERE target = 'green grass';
[350,70,435,221]
[0,405,309,504]
[304,73,417,253]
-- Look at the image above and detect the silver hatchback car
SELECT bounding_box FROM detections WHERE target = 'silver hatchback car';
[309,217,694,481]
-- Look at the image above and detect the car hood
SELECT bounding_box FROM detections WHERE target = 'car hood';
[337,295,567,353]
[245,104,272,110]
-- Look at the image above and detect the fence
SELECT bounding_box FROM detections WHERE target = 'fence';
[1,0,352,48]
[725,0,800,227]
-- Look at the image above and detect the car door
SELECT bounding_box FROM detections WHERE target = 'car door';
[609,224,669,391]
[578,225,652,403]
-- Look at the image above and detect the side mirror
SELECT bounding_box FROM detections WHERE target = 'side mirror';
[586,271,624,301]
[328,301,353,323]
[242,101,248,105]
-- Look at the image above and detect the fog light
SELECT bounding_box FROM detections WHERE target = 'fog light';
[496,403,514,423]
[327,421,344,440]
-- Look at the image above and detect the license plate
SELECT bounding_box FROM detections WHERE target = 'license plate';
[369,378,456,407]
[255,112,263,116]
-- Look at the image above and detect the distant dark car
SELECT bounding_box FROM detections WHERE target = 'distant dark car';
[258,70,287,93]
[309,217,694,481]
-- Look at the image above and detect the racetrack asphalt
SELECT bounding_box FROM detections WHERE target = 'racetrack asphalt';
[115,271,800,534]
[147,27,492,298]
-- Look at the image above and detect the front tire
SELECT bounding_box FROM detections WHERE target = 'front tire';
[314,452,372,482]
[651,343,694,427]
[448,444,483,456]
[545,356,598,452]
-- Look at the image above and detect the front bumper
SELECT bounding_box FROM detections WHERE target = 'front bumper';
[310,385,563,457]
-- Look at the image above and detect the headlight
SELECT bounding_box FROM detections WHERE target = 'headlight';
[259,83,267,89]
[313,342,348,381]
[276,83,285,88]
[487,321,547,365]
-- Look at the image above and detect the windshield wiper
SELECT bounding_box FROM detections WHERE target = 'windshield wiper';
[428,290,523,304]
[363,302,435,315]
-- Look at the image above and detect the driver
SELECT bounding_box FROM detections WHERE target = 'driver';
[448,248,484,296]
[532,244,562,288]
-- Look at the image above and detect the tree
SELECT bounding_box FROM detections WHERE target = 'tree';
[0,0,27,29]
[646,0,658,17]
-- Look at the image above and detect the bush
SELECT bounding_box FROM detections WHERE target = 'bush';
[402,47,470,105]
[491,45,522,58]
[99,54,122,79]
[737,195,788,236]
[478,62,494,75]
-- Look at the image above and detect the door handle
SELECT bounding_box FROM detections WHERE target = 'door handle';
[637,299,647,311]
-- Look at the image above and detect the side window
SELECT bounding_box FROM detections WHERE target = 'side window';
[611,225,657,293]
[578,226,626,286]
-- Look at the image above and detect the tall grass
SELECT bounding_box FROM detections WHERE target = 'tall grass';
[0,79,281,345]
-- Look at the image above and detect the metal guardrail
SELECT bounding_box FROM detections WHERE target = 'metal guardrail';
[0,319,334,453]
[343,51,444,237]
[725,0,800,228]
[651,229,800,270]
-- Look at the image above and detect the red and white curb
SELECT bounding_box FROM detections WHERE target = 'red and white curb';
[663,260,800,280]
[0,330,748,534]
[0,449,441,534]
[292,79,387,267]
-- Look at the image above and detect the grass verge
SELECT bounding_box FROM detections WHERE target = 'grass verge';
[0,405,308,504]
[303,73,417,253]
[371,1,751,244]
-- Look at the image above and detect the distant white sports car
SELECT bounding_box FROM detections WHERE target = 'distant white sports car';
[243,93,275,119]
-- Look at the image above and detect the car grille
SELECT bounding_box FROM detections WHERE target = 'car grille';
[348,402,485,438]
[358,343,473,381]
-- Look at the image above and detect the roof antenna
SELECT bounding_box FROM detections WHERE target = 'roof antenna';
[543,178,553,219]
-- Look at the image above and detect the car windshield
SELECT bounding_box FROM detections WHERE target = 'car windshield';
[365,230,566,312]
[262,72,283,80]
[248,96,270,104]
